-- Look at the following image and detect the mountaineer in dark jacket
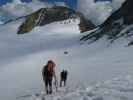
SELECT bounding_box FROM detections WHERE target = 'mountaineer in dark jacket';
[42,60,57,94]
[60,70,68,87]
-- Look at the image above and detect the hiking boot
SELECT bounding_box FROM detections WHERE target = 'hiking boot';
[49,90,52,94]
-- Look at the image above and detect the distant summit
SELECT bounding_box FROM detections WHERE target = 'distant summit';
[17,6,95,34]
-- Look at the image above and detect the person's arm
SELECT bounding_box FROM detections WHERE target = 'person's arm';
[53,67,57,81]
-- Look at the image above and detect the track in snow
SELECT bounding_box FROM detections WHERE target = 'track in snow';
[17,75,133,100]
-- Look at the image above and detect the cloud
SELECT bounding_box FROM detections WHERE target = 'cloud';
[111,0,125,11]
[54,2,67,7]
[13,0,22,4]
[77,0,125,25]
[0,0,52,17]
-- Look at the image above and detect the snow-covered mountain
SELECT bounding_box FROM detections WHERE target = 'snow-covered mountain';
[0,0,133,100]
[81,0,133,46]
[17,6,95,34]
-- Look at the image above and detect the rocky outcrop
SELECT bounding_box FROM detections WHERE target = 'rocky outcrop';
[78,12,95,33]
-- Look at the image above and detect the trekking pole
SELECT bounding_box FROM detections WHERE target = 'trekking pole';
[54,80,58,92]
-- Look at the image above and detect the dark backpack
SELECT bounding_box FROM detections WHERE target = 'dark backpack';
[42,65,54,79]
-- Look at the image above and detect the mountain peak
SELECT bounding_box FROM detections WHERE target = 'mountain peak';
[17,6,95,34]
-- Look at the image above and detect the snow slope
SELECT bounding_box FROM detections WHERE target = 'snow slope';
[0,19,133,100]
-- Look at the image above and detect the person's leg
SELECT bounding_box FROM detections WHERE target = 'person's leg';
[48,79,53,94]
[45,79,49,94]
[64,79,66,86]
[60,79,62,87]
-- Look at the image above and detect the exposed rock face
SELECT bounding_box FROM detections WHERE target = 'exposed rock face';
[17,6,95,34]
[81,0,133,44]
[78,12,95,33]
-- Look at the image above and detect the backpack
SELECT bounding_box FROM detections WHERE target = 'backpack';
[42,65,54,79]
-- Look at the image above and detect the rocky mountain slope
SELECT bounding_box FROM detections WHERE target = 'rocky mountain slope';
[81,0,133,45]
[17,6,95,34]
